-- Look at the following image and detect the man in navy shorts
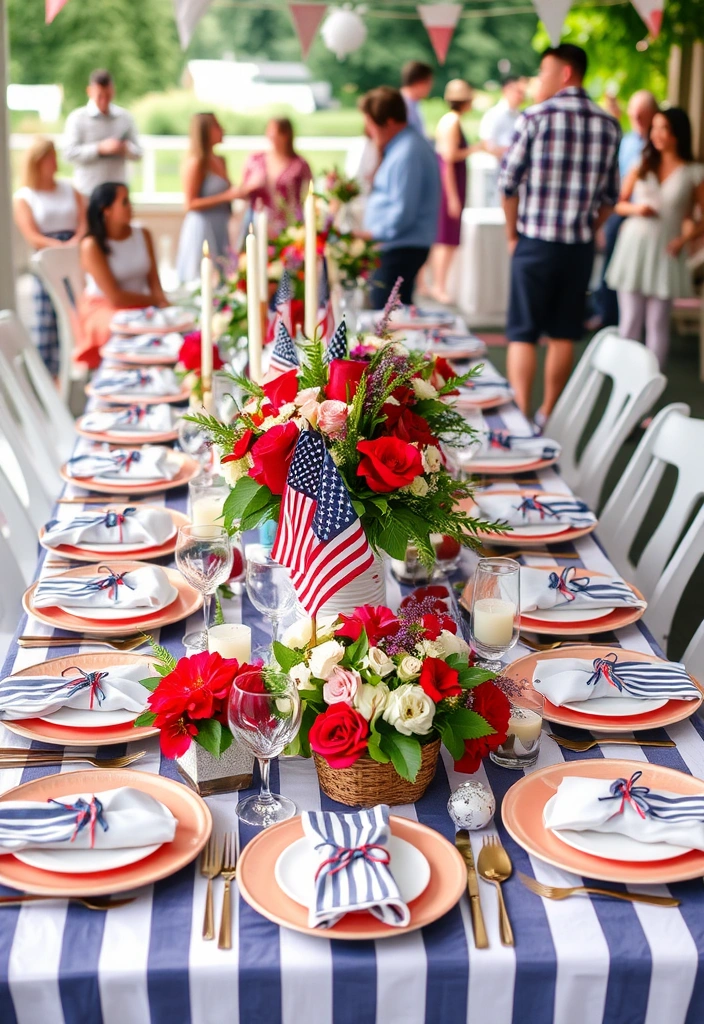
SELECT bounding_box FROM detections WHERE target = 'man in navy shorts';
[498,44,621,427]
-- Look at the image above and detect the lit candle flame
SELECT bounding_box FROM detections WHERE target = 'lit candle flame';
[202,240,210,257]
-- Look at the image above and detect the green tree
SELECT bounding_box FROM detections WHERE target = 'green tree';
[8,0,183,110]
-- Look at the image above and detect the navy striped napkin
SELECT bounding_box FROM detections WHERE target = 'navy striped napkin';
[533,652,700,705]
[521,567,645,612]
[475,432,561,462]
[301,805,410,929]
[0,663,148,719]
[34,564,176,610]
[92,368,180,396]
[477,492,595,528]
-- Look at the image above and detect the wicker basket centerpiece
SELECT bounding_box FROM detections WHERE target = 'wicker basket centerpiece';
[314,739,441,807]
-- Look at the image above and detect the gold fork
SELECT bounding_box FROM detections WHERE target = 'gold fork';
[549,734,676,752]
[0,750,147,769]
[477,836,514,946]
[200,834,223,940]
[518,871,680,907]
[18,635,148,652]
[218,831,239,950]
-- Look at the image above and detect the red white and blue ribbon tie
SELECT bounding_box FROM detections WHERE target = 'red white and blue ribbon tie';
[104,507,137,542]
[586,652,625,692]
[92,565,134,602]
[599,771,651,819]
[314,842,391,881]
[517,494,552,519]
[548,567,591,602]
[119,406,149,425]
[114,451,141,474]
[62,667,108,709]
[48,796,108,848]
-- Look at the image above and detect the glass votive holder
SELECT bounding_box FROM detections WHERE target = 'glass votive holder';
[207,623,252,663]
[489,689,544,770]
[189,474,229,527]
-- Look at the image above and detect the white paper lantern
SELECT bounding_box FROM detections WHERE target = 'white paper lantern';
[321,8,367,60]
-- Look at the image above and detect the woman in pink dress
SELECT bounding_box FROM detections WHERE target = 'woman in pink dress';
[242,118,312,236]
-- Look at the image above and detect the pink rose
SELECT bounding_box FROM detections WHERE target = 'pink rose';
[323,666,361,706]
[317,400,349,439]
[294,386,322,427]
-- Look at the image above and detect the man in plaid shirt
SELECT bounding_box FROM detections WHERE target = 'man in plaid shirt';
[498,44,620,426]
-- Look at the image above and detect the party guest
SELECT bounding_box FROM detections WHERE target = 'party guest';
[63,69,142,197]
[77,182,167,368]
[359,87,441,308]
[400,61,434,137]
[242,118,312,237]
[480,76,526,159]
[498,44,620,426]
[13,137,85,376]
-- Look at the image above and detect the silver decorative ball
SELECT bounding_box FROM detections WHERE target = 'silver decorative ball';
[448,781,496,830]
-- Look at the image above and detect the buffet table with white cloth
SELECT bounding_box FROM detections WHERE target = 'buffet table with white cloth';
[449,207,510,327]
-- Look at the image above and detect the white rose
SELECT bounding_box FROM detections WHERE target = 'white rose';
[354,681,389,721]
[220,454,251,487]
[422,446,442,473]
[281,615,337,649]
[416,639,442,659]
[408,475,428,498]
[435,629,471,659]
[350,238,366,257]
[397,655,422,682]
[290,662,312,690]
[366,646,395,677]
[308,639,345,680]
[268,260,284,281]
[211,310,230,341]
[412,378,438,401]
[382,683,435,736]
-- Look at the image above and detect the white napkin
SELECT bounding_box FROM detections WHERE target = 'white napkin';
[472,430,562,462]
[0,662,149,719]
[65,446,177,481]
[34,564,177,610]
[91,368,182,397]
[102,332,183,357]
[43,506,174,549]
[545,773,704,852]
[456,364,513,404]
[112,306,192,330]
[533,653,700,706]
[520,566,644,613]
[476,492,596,529]
[0,787,176,851]
[80,405,175,435]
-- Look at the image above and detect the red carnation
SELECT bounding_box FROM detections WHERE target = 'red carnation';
[309,702,369,769]
[336,605,399,646]
[325,359,366,402]
[418,657,462,702]
[249,420,299,494]
[421,613,457,640]
[454,682,511,774]
[382,405,438,448]
[222,428,254,463]
[178,332,224,373]
[356,437,423,493]
[262,369,298,413]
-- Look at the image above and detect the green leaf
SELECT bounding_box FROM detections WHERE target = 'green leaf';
[147,636,177,672]
[272,641,305,672]
[133,710,157,728]
[343,629,369,667]
[214,592,225,626]
[377,516,411,560]
[439,721,466,760]
[195,719,233,758]
[139,676,161,692]
[379,731,422,782]
[223,476,263,529]
[451,708,496,740]
[367,727,391,764]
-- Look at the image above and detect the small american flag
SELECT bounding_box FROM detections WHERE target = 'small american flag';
[272,430,375,615]
[317,258,335,344]
[269,321,299,376]
[324,317,347,364]
[266,270,293,343]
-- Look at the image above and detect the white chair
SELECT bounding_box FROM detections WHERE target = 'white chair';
[598,405,704,653]
[0,532,27,654]
[0,364,63,498]
[30,245,86,402]
[545,327,667,508]
[0,456,38,585]
[0,392,54,531]
[683,621,704,688]
[0,311,75,465]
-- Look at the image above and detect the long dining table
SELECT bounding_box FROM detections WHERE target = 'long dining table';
[2,320,704,1024]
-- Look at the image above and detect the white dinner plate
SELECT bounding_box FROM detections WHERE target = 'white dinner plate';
[65,521,177,554]
[275,835,431,909]
[58,583,179,621]
[39,707,140,727]
[15,842,162,874]
[91,472,168,485]
[509,524,572,537]
[561,695,668,717]
[524,605,613,624]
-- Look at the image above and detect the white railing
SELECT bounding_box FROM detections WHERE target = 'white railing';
[9,133,361,205]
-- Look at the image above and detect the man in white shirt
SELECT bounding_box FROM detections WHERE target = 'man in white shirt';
[479,76,526,206]
[63,69,142,198]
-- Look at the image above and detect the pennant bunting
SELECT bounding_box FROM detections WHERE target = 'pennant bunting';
[289,3,328,59]
[173,0,213,48]
[630,0,664,36]
[531,0,573,46]
[45,0,70,23]
[417,4,462,65]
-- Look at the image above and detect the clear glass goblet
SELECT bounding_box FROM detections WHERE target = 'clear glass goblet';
[175,525,233,651]
[470,557,521,672]
[245,545,296,650]
[228,669,301,827]
[177,414,212,471]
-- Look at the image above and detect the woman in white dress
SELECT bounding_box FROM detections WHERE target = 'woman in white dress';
[13,137,85,376]
[607,107,704,369]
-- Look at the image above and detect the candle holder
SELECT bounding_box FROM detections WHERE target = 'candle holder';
[490,689,544,770]
[469,557,520,672]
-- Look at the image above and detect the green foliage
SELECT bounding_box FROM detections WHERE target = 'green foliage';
[272,640,306,672]
[298,338,327,391]
[134,709,157,728]
[196,718,233,758]
[147,636,177,673]
[223,475,277,532]
[214,592,225,627]
[378,730,422,783]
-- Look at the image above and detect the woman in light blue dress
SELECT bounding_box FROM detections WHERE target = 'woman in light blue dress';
[176,113,247,283]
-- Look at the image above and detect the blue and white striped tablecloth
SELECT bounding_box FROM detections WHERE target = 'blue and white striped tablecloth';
[1,342,704,1024]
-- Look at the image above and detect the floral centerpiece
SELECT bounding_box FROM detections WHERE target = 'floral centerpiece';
[273,590,510,804]
[325,229,379,291]
[321,168,361,205]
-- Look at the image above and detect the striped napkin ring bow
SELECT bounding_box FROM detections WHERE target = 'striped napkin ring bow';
[314,842,391,880]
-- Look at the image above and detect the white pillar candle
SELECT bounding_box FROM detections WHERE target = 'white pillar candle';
[254,203,269,297]
[200,241,213,390]
[472,598,515,647]
[246,226,263,384]
[508,706,543,745]
[208,623,252,663]
[304,182,318,339]
[191,494,225,528]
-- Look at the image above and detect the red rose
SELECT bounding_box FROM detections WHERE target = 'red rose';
[262,369,298,413]
[222,428,254,463]
[418,657,462,702]
[178,332,224,373]
[421,613,457,640]
[356,437,424,493]
[429,356,458,392]
[336,605,399,646]
[325,359,366,402]
[454,682,511,774]
[382,405,438,448]
[309,702,370,769]
[249,421,299,494]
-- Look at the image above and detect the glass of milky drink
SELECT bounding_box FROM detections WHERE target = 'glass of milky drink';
[490,689,544,769]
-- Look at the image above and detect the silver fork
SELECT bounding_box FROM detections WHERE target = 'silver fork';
[218,831,239,951]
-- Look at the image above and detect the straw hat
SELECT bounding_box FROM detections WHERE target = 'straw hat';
[444,79,473,104]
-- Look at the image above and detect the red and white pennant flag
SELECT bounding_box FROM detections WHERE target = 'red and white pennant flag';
[417,4,462,65]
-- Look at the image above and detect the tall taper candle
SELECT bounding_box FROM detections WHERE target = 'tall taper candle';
[304,181,318,339]
[246,226,263,384]
[200,240,213,391]
[254,202,269,297]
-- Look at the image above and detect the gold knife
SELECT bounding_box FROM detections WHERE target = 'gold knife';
[455,830,488,949]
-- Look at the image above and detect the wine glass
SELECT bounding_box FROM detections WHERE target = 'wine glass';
[177,414,212,471]
[175,525,233,650]
[228,668,301,827]
[245,545,296,651]
[469,557,521,671]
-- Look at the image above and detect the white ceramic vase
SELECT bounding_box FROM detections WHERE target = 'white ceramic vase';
[317,551,387,618]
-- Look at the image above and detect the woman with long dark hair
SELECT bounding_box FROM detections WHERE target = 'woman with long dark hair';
[607,106,704,368]
[77,182,167,367]
[241,117,312,236]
